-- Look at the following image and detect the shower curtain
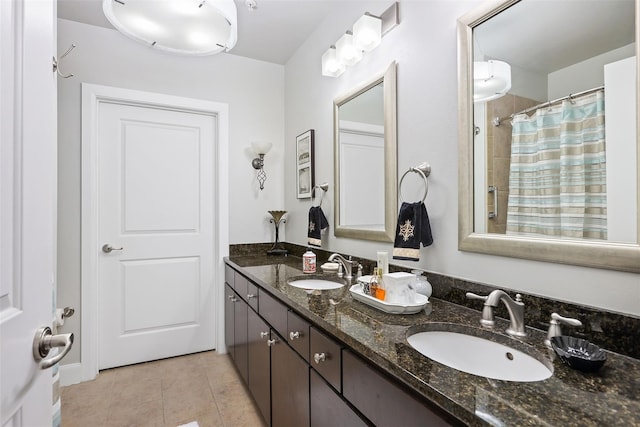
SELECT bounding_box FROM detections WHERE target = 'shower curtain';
[506,90,607,239]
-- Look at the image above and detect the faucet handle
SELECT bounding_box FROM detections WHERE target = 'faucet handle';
[465,292,488,302]
[545,312,583,347]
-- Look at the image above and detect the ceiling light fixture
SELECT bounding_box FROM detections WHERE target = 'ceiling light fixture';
[321,2,398,78]
[473,60,512,103]
[102,0,238,56]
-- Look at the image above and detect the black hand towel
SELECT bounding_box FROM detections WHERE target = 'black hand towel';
[392,201,433,261]
[308,206,329,247]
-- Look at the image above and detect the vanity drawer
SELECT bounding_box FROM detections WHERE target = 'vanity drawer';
[234,272,249,301]
[342,350,457,427]
[310,327,342,391]
[258,288,288,338]
[246,282,259,311]
[287,311,310,362]
[225,264,235,288]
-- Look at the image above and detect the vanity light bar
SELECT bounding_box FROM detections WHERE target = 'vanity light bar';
[321,2,398,78]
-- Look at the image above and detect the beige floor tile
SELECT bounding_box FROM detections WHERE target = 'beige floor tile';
[106,397,164,427]
[61,351,260,427]
[112,375,163,404]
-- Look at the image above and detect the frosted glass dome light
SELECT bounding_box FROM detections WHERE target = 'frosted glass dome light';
[102,0,238,56]
[474,60,511,103]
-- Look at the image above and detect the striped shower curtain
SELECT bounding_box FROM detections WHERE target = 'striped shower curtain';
[506,90,607,239]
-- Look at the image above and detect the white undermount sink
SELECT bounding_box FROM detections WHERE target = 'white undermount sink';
[287,278,345,291]
[407,330,553,382]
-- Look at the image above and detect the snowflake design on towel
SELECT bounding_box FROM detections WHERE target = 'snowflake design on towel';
[309,222,316,232]
[399,220,415,242]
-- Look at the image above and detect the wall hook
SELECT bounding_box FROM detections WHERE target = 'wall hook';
[53,44,76,78]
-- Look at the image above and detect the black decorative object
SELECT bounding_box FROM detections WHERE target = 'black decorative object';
[550,336,607,372]
[267,210,288,255]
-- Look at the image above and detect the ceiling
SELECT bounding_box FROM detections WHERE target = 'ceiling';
[57,0,337,65]
[474,0,635,74]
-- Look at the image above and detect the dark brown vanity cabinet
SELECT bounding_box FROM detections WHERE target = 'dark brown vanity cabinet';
[233,292,249,383]
[224,263,459,427]
[271,331,310,427]
[310,369,368,427]
[343,351,458,427]
[224,283,235,360]
[247,308,271,425]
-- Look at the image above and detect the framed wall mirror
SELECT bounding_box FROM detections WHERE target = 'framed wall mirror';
[458,0,640,272]
[334,62,397,242]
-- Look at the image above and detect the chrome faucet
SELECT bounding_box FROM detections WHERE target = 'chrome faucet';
[466,290,527,337]
[544,312,582,348]
[327,253,361,280]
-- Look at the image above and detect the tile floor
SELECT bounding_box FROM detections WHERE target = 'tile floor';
[61,351,267,427]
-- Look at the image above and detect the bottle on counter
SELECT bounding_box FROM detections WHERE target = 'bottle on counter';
[375,267,386,301]
[368,268,379,297]
[302,248,316,273]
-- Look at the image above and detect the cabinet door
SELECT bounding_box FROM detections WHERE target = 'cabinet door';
[271,333,310,427]
[248,309,271,426]
[310,370,368,427]
[234,294,249,383]
[343,351,458,427]
[224,284,236,360]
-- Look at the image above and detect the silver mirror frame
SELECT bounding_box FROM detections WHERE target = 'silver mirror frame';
[457,0,640,273]
[334,61,397,242]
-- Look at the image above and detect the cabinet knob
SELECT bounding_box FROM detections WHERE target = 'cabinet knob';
[313,352,326,364]
[267,338,278,347]
[247,293,256,299]
[289,331,301,340]
[260,331,269,339]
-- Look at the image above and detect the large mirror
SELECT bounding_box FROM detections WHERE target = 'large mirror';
[458,0,640,272]
[334,62,397,242]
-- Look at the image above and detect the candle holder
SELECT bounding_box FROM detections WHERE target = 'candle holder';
[267,210,288,255]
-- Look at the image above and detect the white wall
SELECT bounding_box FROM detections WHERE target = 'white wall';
[283,0,640,317]
[548,43,636,99]
[57,19,286,363]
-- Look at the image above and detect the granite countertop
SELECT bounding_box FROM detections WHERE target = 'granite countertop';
[226,255,640,427]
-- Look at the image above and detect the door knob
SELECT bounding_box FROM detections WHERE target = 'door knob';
[32,326,74,370]
[102,244,123,253]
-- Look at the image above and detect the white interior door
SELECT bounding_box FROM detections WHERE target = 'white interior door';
[97,102,216,370]
[1,0,58,424]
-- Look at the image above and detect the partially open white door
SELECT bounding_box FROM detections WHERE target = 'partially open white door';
[1,0,62,425]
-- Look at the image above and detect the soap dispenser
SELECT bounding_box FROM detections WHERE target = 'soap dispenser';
[411,270,432,298]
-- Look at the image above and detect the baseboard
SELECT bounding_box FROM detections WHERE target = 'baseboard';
[59,362,84,387]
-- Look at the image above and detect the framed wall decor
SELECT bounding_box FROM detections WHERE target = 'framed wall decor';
[296,129,314,199]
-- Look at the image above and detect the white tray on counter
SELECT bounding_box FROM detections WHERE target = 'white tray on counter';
[349,284,429,314]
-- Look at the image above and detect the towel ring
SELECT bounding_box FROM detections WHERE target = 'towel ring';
[311,182,329,207]
[399,163,431,203]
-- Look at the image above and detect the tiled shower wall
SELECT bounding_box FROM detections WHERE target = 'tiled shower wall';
[485,94,539,234]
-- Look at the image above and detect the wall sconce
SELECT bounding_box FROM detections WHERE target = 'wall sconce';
[473,60,512,103]
[321,2,398,78]
[251,142,272,190]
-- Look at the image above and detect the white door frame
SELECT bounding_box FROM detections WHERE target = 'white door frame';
[78,83,229,383]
